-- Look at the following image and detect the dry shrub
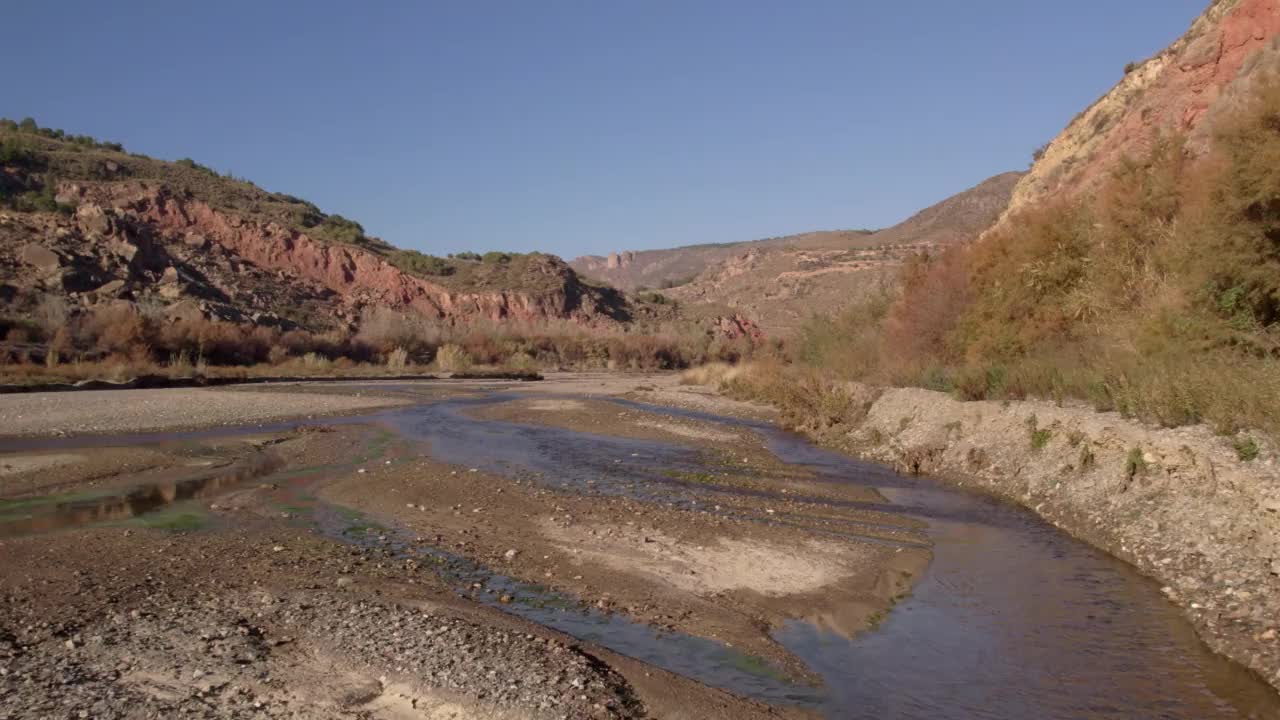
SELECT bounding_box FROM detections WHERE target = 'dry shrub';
[386,346,410,370]
[680,362,738,386]
[714,361,870,432]
[267,344,289,365]
[301,352,331,371]
[879,245,971,370]
[434,343,471,372]
[4,327,30,343]
[356,307,441,355]
[84,303,151,357]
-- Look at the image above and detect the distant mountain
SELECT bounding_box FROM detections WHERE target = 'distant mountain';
[570,230,877,293]
[580,171,1022,335]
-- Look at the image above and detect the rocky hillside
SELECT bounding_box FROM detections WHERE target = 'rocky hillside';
[571,229,877,293]
[0,124,645,338]
[662,172,1022,334]
[1004,0,1280,221]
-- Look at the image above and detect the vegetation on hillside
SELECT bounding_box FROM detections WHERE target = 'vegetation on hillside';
[725,74,1280,439]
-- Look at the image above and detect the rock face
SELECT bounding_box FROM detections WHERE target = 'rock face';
[4,182,626,331]
[119,185,620,325]
[1003,0,1280,220]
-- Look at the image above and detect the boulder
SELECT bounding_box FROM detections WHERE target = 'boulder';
[75,204,113,237]
[161,266,179,284]
[54,184,83,206]
[110,240,139,262]
[165,300,205,324]
[19,244,62,272]
[93,279,126,297]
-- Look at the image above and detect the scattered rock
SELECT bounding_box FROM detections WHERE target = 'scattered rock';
[19,243,62,272]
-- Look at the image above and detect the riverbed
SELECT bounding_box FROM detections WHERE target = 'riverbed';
[0,376,1276,719]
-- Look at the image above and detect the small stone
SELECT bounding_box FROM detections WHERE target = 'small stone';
[336,577,354,589]
[504,549,518,560]
[1261,629,1277,642]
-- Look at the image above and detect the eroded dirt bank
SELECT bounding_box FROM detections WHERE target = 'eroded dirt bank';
[670,376,1280,694]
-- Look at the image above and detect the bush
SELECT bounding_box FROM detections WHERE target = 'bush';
[451,251,482,261]
[637,291,673,306]
[389,250,454,276]
[434,343,471,372]
[0,137,36,167]
[386,347,410,370]
[1233,436,1260,462]
[1125,447,1148,478]
[659,275,696,289]
[481,251,513,264]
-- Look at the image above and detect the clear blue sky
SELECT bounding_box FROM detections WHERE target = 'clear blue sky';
[4,1,1207,258]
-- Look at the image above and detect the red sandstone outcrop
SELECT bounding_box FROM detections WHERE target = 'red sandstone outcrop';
[1005,0,1280,219]
[61,183,620,327]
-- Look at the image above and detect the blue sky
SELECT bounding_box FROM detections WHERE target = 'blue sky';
[4,1,1207,258]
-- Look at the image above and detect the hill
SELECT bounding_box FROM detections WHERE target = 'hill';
[781,0,1280,438]
[659,172,1022,334]
[1001,0,1280,222]
[570,229,877,293]
[0,122,786,374]
[0,123,643,339]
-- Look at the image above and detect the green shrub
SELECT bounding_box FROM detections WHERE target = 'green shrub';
[1233,435,1260,462]
[481,251,513,264]
[1030,427,1052,450]
[637,291,673,306]
[1078,445,1096,472]
[389,250,455,277]
[1125,447,1148,478]
[0,137,36,166]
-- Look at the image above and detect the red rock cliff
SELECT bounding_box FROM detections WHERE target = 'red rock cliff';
[66,183,621,326]
[1003,0,1280,219]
